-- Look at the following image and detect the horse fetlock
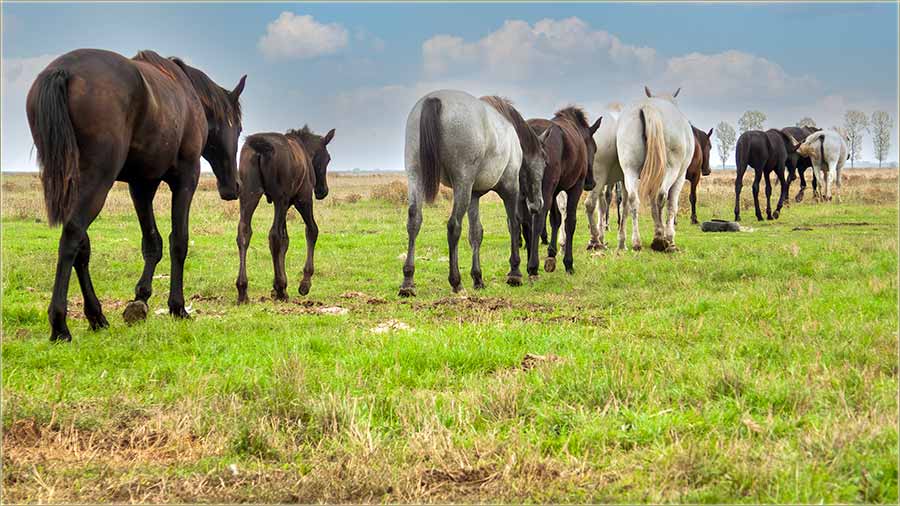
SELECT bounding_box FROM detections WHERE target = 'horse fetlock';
[50,328,72,342]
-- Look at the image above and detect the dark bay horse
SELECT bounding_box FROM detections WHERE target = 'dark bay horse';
[733,129,795,221]
[782,125,821,202]
[685,125,714,224]
[26,49,245,341]
[235,126,335,303]
[523,107,601,276]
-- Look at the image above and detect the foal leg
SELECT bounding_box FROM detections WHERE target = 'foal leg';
[763,170,774,220]
[751,169,764,221]
[167,165,200,318]
[773,167,788,219]
[795,167,808,202]
[467,194,485,289]
[399,180,424,297]
[447,182,473,293]
[236,190,262,304]
[562,185,582,273]
[268,201,291,301]
[498,187,523,286]
[689,177,699,225]
[295,200,318,296]
[123,180,162,323]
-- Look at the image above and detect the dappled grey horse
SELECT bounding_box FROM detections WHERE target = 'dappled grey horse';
[399,90,547,296]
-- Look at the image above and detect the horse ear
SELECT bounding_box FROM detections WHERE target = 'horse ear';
[589,117,602,134]
[707,128,714,138]
[322,128,336,145]
[644,86,652,98]
[231,75,247,100]
[673,87,681,98]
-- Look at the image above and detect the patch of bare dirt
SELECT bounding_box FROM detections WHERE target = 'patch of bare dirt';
[520,353,566,371]
[341,291,387,305]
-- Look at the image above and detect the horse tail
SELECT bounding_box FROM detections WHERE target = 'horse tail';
[418,96,442,204]
[246,136,275,203]
[638,106,667,202]
[31,68,80,226]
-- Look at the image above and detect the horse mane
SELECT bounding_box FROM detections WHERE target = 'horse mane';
[554,106,590,129]
[286,125,321,145]
[480,96,540,157]
[167,55,241,125]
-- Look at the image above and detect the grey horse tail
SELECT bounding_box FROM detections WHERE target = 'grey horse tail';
[31,68,80,226]
[246,136,275,204]
[419,97,442,204]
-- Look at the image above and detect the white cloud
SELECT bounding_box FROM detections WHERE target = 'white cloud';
[258,12,348,61]
[661,50,818,99]
[1,54,57,94]
[423,17,656,81]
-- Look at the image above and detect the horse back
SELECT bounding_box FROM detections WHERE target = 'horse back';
[240,133,311,203]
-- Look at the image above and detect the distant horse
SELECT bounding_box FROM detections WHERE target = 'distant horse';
[685,126,714,225]
[399,90,548,296]
[786,130,847,201]
[733,129,795,221]
[782,125,821,202]
[522,107,601,276]
[235,126,335,303]
[616,87,695,252]
[26,49,245,341]
[558,107,621,251]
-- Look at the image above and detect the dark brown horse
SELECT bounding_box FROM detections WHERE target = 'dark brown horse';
[733,128,795,221]
[235,126,335,303]
[26,48,245,341]
[782,125,821,201]
[685,125,714,224]
[522,107,601,276]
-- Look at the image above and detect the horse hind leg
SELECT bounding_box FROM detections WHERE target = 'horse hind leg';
[295,199,318,296]
[649,190,668,252]
[585,186,604,250]
[751,169,764,221]
[446,181,473,293]
[399,178,424,297]
[562,185,582,273]
[268,200,291,301]
[545,194,562,272]
[467,195,485,289]
[664,176,687,252]
[497,186,523,286]
[236,189,262,304]
[763,170,774,220]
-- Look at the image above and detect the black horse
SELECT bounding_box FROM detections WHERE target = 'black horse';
[26,49,246,341]
[733,129,797,221]
[782,125,821,202]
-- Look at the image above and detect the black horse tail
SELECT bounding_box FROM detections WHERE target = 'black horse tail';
[31,68,80,226]
[246,136,275,203]
[418,96,442,204]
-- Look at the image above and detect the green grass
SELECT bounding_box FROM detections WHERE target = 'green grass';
[2,175,898,502]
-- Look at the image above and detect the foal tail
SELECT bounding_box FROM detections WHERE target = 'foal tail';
[638,105,667,202]
[418,97,442,204]
[30,68,80,226]
[245,136,275,203]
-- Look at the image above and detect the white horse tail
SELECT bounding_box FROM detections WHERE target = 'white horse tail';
[419,96,443,203]
[638,105,667,202]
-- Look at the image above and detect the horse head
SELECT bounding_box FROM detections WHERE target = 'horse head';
[289,125,336,200]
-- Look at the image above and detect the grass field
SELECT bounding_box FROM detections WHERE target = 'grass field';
[2,169,898,503]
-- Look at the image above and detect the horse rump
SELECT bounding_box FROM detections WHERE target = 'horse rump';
[245,136,276,203]
[29,68,80,226]
[418,96,443,204]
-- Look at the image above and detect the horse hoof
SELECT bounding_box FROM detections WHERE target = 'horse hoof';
[773,210,780,219]
[473,280,485,290]
[507,274,523,287]
[88,312,109,331]
[528,274,539,283]
[50,330,72,343]
[632,244,642,251]
[795,194,804,203]
[272,291,288,302]
[650,238,668,252]
[451,284,462,294]
[237,294,249,305]
[170,306,191,319]
[298,280,311,296]
[665,243,679,253]
[544,257,557,272]
[691,218,699,225]
[565,267,575,275]
[122,300,149,325]
[398,285,416,297]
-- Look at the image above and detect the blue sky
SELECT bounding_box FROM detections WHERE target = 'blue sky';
[3,2,898,171]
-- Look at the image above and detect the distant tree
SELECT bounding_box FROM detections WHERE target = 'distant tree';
[796,117,817,128]
[843,110,869,168]
[738,110,766,134]
[715,121,736,169]
[871,111,893,169]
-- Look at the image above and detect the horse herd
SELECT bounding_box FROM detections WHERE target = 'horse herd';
[25,49,847,342]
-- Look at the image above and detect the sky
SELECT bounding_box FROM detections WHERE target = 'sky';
[2,2,898,172]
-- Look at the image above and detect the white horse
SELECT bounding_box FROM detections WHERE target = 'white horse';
[786,130,847,201]
[400,90,548,296]
[616,87,695,252]
[556,107,623,252]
